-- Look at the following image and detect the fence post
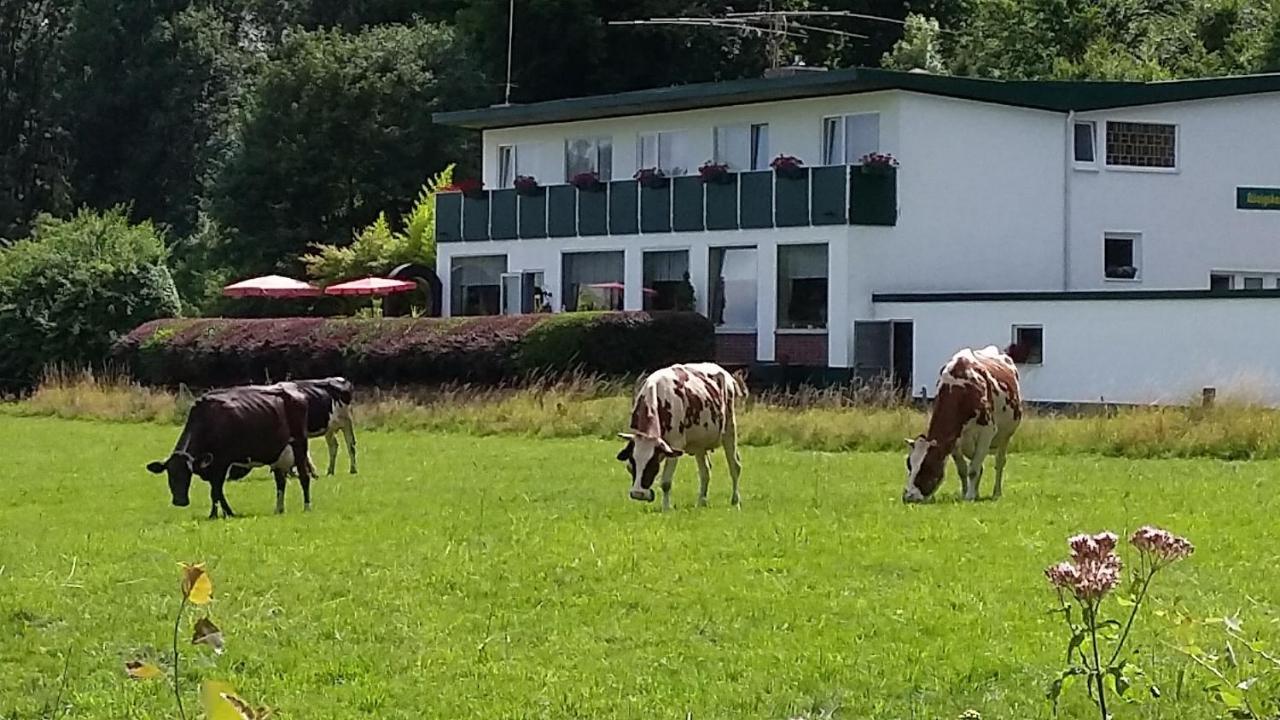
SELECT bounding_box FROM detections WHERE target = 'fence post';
[1202,387,1216,408]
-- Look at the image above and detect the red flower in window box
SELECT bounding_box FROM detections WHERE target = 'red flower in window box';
[698,161,733,185]
[513,174,540,196]
[442,178,485,199]
[570,171,604,192]
[858,152,899,175]
[770,154,805,180]
[634,167,668,189]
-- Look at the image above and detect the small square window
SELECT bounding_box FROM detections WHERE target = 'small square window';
[1073,122,1096,163]
[1244,276,1264,290]
[1104,235,1139,280]
[1011,326,1044,365]
[1210,273,1232,292]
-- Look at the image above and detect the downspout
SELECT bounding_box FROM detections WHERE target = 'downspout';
[1062,110,1074,291]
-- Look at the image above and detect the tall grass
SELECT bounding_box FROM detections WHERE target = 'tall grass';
[7,369,1280,459]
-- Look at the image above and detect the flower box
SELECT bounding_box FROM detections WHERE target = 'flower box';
[634,167,669,190]
[570,171,605,192]
[698,162,733,185]
[514,175,540,197]
[770,154,805,181]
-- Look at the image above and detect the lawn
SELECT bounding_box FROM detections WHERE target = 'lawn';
[1,416,1277,719]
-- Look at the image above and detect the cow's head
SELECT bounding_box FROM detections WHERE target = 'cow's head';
[903,435,947,503]
[616,432,682,502]
[145,452,211,507]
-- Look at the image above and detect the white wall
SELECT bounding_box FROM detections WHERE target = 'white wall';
[875,297,1280,405]
[1070,94,1280,290]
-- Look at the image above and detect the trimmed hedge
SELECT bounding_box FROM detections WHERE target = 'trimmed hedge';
[112,312,715,387]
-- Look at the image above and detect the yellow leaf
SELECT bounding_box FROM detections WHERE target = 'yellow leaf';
[124,659,164,680]
[181,562,213,605]
[201,680,271,719]
[192,616,225,655]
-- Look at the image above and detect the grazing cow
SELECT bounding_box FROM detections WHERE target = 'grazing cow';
[226,377,358,480]
[616,363,747,511]
[146,385,313,518]
[903,345,1023,503]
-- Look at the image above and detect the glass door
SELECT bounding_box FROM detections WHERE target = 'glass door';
[500,273,522,315]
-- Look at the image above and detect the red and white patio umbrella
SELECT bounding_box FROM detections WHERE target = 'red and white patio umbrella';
[222,274,322,298]
[323,277,417,296]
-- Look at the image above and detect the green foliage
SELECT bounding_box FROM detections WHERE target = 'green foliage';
[882,13,947,73]
[301,165,454,285]
[208,23,484,276]
[0,208,181,390]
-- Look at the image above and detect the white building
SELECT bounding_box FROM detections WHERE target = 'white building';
[432,67,1280,405]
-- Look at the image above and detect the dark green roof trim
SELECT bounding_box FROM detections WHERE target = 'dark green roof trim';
[433,67,1280,130]
[873,289,1280,303]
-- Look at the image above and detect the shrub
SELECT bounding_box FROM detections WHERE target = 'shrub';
[0,208,181,391]
[112,311,714,387]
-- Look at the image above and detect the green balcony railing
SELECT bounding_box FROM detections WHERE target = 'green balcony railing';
[436,167,897,242]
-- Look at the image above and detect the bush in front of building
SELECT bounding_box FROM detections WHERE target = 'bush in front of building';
[112,311,715,388]
[0,208,182,392]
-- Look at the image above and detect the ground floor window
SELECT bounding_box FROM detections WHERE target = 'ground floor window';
[1011,325,1044,365]
[1209,271,1280,291]
[777,243,828,329]
[562,251,624,311]
[1104,233,1140,280]
[450,255,506,316]
[708,246,758,328]
[643,250,693,311]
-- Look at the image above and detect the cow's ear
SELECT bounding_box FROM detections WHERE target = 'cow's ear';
[903,437,915,447]
[657,439,682,457]
[195,453,214,470]
[146,461,166,474]
[616,442,633,462]
[617,432,636,441]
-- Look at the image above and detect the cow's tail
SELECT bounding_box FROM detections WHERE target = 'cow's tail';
[729,368,749,400]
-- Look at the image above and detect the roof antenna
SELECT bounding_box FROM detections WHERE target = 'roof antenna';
[503,0,516,105]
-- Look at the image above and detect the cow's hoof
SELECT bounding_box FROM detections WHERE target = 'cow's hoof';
[304,504,312,512]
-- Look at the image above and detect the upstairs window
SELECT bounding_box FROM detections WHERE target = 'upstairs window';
[1210,273,1233,292]
[821,113,879,165]
[1073,122,1096,164]
[1105,121,1176,169]
[638,131,690,175]
[565,137,613,182]
[497,145,518,188]
[1104,233,1140,280]
[713,124,770,171]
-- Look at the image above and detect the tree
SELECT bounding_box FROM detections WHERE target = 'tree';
[882,13,947,73]
[58,0,253,240]
[0,0,73,242]
[208,23,483,276]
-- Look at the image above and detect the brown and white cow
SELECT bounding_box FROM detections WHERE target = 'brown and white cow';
[616,363,747,511]
[902,345,1023,503]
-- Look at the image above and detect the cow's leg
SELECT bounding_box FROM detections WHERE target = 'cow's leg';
[343,421,358,474]
[724,415,743,507]
[273,468,288,514]
[659,456,679,512]
[965,429,997,501]
[325,431,339,476]
[294,439,313,511]
[951,449,970,499]
[992,435,1013,500]
[208,467,233,519]
[695,453,712,507]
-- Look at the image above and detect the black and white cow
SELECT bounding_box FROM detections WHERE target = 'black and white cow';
[146,385,313,518]
[226,377,358,480]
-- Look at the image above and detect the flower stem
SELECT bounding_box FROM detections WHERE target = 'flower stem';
[172,594,188,720]
[1108,567,1157,666]
[1088,603,1110,720]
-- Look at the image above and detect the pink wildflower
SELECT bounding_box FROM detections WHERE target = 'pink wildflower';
[1048,531,1124,601]
[1045,562,1079,589]
[1130,526,1195,563]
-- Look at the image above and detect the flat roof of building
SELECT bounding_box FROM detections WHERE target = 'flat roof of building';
[434,67,1280,130]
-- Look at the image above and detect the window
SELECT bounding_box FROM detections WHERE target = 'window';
[708,247,758,329]
[1244,276,1265,290]
[641,250,692,312]
[822,113,880,165]
[1103,234,1139,280]
[1105,121,1176,169]
[1011,326,1044,365]
[451,255,506,316]
[638,131,690,175]
[1073,122,1096,164]
[497,145,517,188]
[1210,273,1233,292]
[714,124,770,171]
[562,251,624,312]
[564,137,613,182]
[777,244,828,329]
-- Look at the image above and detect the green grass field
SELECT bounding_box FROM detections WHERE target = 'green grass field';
[2,416,1277,719]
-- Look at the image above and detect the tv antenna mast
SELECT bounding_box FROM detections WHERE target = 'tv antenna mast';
[608,5,919,69]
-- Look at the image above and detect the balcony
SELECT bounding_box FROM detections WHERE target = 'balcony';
[436,167,897,243]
